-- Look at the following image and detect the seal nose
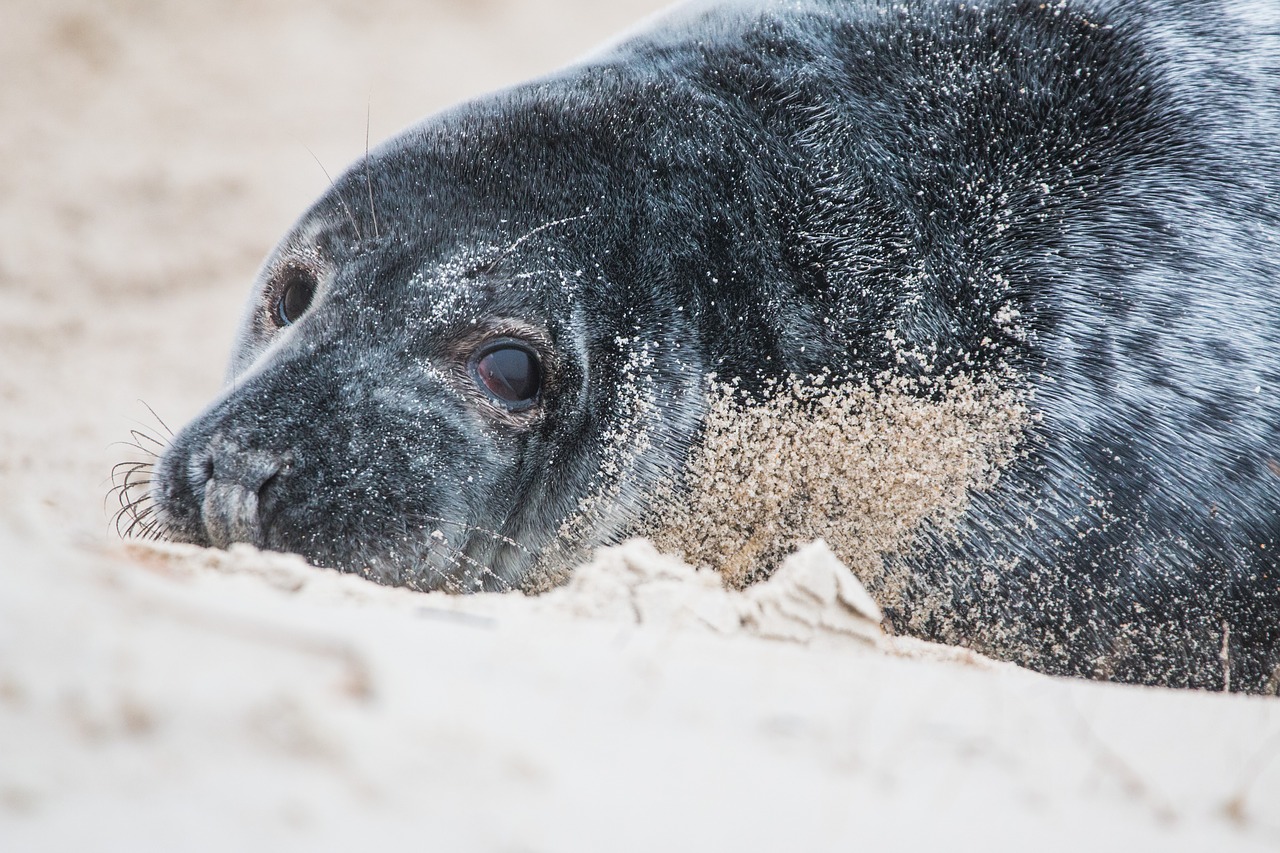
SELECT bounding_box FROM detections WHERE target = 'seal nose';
[194,435,287,548]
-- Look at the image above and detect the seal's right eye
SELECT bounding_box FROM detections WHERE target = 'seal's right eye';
[274,271,317,327]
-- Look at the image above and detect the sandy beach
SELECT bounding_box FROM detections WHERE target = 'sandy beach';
[2,1,1278,849]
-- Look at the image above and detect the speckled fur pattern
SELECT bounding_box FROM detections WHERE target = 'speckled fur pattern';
[148,0,1280,691]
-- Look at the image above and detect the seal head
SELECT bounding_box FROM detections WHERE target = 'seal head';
[149,92,736,590]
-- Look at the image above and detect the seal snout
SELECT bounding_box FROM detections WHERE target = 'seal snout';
[194,435,289,549]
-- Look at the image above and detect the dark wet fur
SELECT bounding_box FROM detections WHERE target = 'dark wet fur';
[136,0,1280,691]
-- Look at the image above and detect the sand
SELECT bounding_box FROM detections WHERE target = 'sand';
[2,1,1278,850]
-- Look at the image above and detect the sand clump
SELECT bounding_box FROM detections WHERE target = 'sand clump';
[650,370,1029,601]
[547,537,887,645]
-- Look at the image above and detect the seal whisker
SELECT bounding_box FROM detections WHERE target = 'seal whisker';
[364,103,380,240]
[417,515,534,555]
[121,504,159,539]
[118,459,153,489]
[109,448,158,537]
[108,437,161,460]
[107,401,174,539]
[107,478,153,515]
[110,477,154,505]
[304,144,363,242]
[139,399,175,438]
[425,535,513,593]
[421,539,473,593]
[478,213,591,277]
[134,508,172,543]
[110,460,153,480]
[105,466,149,512]
[127,428,167,451]
[116,497,156,539]
[115,473,151,510]
[110,473,152,502]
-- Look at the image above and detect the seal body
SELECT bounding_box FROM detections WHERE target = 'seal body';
[146,0,1280,691]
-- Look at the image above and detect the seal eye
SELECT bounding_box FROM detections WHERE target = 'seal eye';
[274,271,317,327]
[474,345,541,407]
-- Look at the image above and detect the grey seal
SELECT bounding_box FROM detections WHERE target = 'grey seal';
[124,0,1280,692]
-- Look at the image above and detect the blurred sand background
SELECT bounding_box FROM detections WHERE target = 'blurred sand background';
[2,1,1279,850]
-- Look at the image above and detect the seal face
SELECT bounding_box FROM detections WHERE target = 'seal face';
[138,0,1280,691]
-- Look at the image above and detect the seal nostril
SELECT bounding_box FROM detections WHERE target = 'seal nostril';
[198,437,290,549]
[255,461,287,513]
[185,449,216,499]
[259,468,280,497]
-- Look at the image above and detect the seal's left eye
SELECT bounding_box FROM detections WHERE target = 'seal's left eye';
[274,271,316,327]
[474,345,541,407]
